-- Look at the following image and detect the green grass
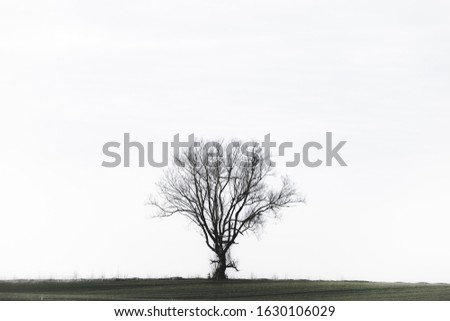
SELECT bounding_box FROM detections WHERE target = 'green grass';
[0,278,449,300]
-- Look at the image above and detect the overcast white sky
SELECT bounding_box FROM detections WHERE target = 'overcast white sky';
[1,0,450,282]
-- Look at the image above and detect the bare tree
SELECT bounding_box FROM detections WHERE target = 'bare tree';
[150,140,303,280]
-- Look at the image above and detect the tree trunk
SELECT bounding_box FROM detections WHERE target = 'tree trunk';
[213,253,227,280]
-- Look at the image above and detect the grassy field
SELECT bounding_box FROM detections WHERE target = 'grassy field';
[0,278,449,301]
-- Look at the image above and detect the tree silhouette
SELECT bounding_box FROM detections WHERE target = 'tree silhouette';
[150,140,302,279]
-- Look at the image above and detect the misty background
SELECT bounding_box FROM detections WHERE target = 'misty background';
[1,0,450,282]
